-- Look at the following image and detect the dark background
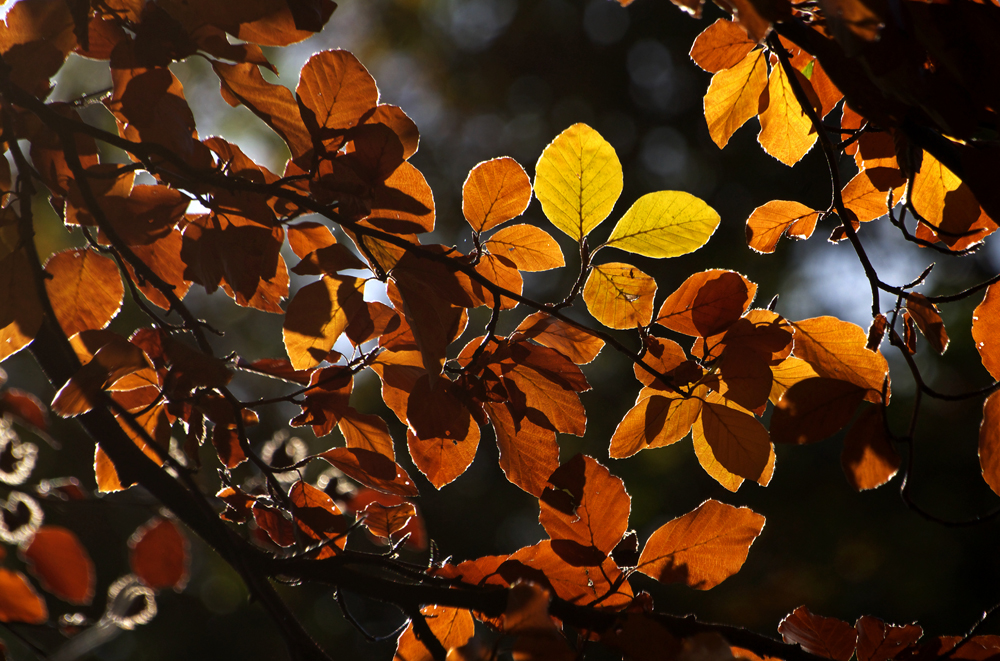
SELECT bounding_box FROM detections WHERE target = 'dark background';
[4,0,1000,658]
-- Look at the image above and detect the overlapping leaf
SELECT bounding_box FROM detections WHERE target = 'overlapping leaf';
[604,191,720,259]
[583,262,657,329]
[704,49,767,149]
[463,157,532,233]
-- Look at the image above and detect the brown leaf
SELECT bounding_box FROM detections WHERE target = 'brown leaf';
[704,49,767,149]
[362,105,420,160]
[979,390,1000,498]
[485,402,559,497]
[690,19,756,73]
[716,348,773,410]
[695,395,772,484]
[362,501,416,541]
[905,294,948,355]
[462,157,532,233]
[283,275,368,370]
[20,526,95,605]
[52,338,152,417]
[485,224,565,273]
[636,499,765,590]
[513,313,604,365]
[499,541,633,608]
[779,606,858,661]
[297,49,378,138]
[770,378,867,445]
[855,616,923,661]
[657,270,757,337]
[0,568,47,624]
[746,200,819,254]
[44,249,123,337]
[319,447,419,497]
[610,393,702,459]
[252,502,296,548]
[584,262,657,330]
[791,317,889,403]
[394,605,474,661]
[0,214,44,362]
[972,285,1000,380]
[289,480,349,553]
[129,517,189,591]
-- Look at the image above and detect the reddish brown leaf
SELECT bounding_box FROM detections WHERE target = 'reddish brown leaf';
[842,406,900,491]
[716,348,773,410]
[636,499,765,590]
[394,605,474,661]
[690,19,756,73]
[129,517,189,591]
[855,616,923,661]
[979,390,1000,498]
[0,568,47,624]
[791,317,889,403]
[283,275,367,370]
[972,284,1000,379]
[0,215,44,362]
[746,200,819,254]
[610,393,702,459]
[463,157,532,233]
[362,105,420,160]
[486,402,559,497]
[289,480,349,554]
[20,526,95,605]
[297,49,378,137]
[319,447,419,497]
[339,407,395,460]
[486,224,565,272]
[905,294,948,355]
[0,388,47,432]
[362,501,416,540]
[499,541,633,608]
[52,338,152,417]
[657,270,757,337]
[349,488,427,550]
[695,396,772,484]
[513,313,604,365]
[43,249,122,337]
[473,253,523,310]
[252,502,297,548]
[770,378,867,445]
[779,606,858,661]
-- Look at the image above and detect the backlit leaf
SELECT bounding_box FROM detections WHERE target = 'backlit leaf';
[695,398,772,485]
[499,541,632,608]
[610,393,702,459]
[297,49,378,134]
[319,447,419,497]
[770,378,866,445]
[0,568,47,624]
[656,270,757,337]
[362,501,416,540]
[758,60,816,166]
[289,480,349,553]
[20,526,95,605]
[791,317,889,403]
[52,338,152,417]
[769,357,820,404]
[363,105,420,159]
[486,402,559,497]
[979,390,1000,498]
[0,215,43,362]
[534,123,623,240]
[486,224,565,272]
[841,170,902,223]
[514,313,604,365]
[636,499,765,589]
[44,249,123,337]
[406,374,480,489]
[746,200,819,254]
[463,157,532,233]
[905,293,948,355]
[394,605,474,661]
[704,48,767,149]
[283,275,367,370]
[583,262,657,330]
[855,616,923,661]
[690,20,756,73]
[339,407,395,460]
[972,284,1000,380]
[129,517,189,591]
[605,191,720,259]
[779,606,858,661]
[715,348,773,411]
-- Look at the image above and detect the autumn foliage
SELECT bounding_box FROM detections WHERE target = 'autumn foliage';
[1,0,1000,659]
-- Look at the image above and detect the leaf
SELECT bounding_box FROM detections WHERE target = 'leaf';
[636,499,765,589]
[583,262,657,330]
[605,191,720,259]
[485,402,560,498]
[533,123,623,241]
[791,317,889,403]
[362,105,420,159]
[690,20,756,73]
[745,200,819,254]
[20,526,95,605]
[499,541,632,608]
[486,224,565,272]
[704,49,767,149]
[770,378,867,445]
[657,270,757,338]
[362,501,416,540]
[905,294,948,355]
[129,517,189,591]
[52,338,152,417]
[840,406,900,491]
[0,568,47,624]
[43,249,123,337]
[513,313,604,365]
[283,275,367,370]
[252,502,296,547]
[695,398,772,484]
[296,49,379,135]
[841,170,902,224]
[394,605,474,661]
[972,284,1000,380]
[289,480,349,554]
[406,374,480,489]
[779,606,858,661]
[319,447,419,497]
[979,390,1000,498]
[758,59,817,166]
[339,407,395,459]
[855,616,923,661]
[463,157,533,233]
[609,393,702,459]
[539,455,630,559]
[0,215,43,363]
[769,356,820,404]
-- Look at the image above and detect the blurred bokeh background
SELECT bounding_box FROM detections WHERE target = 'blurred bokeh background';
[4,0,1000,658]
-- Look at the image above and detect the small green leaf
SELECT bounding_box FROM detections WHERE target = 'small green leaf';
[533,124,623,241]
[605,191,720,259]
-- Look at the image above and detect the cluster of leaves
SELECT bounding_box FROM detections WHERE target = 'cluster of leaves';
[2,0,1000,659]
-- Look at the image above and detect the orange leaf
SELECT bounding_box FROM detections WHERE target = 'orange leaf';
[584,262,657,330]
[463,157,532,233]
[715,348,773,410]
[473,253,523,310]
[704,48,767,149]
[609,393,702,459]
[636,499,765,589]
[0,215,44,362]
[394,605,474,661]
[289,480,349,553]
[770,378,867,445]
[504,341,590,436]
[363,105,420,160]
[43,249,123,337]
[485,402,560,497]
[319,447,419,497]
[769,356,820,404]
[695,395,772,484]
[498,541,632,608]
[486,224,565,272]
[791,317,889,403]
[514,313,604,365]
[20,526,95,605]
[841,170,902,223]
[855,616,923,661]
[840,405,899,490]
[52,338,152,417]
[979,390,1000,498]
[657,270,757,337]
[905,294,948,355]
[283,275,367,370]
[129,517,189,591]
[746,200,818,254]
[297,49,378,135]
[287,221,337,259]
[252,502,296,548]
[972,284,1000,380]
[406,374,480,489]
[539,455,630,559]
[634,336,691,388]
[339,406,395,460]
[758,60,816,166]
[779,606,858,661]
[690,20,756,73]
[362,501,416,540]
[0,568,47,624]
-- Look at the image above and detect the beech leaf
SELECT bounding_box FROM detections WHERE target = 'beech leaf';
[605,191,720,259]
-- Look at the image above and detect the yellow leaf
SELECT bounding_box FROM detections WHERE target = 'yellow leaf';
[583,262,657,330]
[533,123,622,241]
[758,61,817,166]
[605,191,720,259]
[704,49,767,149]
